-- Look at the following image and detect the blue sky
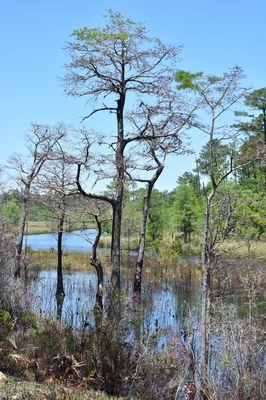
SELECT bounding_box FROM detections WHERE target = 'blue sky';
[0,0,265,190]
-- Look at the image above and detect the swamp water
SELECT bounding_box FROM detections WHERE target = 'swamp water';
[25,229,200,336]
[24,229,261,339]
[28,269,200,336]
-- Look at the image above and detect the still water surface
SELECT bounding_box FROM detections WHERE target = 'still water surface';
[25,230,262,343]
[24,229,102,252]
[26,230,200,335]
[28,269,200,334]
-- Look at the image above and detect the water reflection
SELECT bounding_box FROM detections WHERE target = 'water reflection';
[28,268,200,335]
[29,269,97,326]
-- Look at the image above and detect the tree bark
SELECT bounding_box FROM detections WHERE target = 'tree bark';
[111,201,122,289]
[91,215,104,311]
[56,206,65,299]
[111,91,126,289]
[56,293,64,321]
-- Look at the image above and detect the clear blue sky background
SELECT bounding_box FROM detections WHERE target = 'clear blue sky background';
[0,0,265,190]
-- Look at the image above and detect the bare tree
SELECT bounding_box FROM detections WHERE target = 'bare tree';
[9,124,66,278]
[175,66,251,394]
[37,141,75,315]
[64,10,180,288]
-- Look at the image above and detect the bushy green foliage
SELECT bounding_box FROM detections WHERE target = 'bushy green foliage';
[234,87,266,192]
[2,201,21,227]
[170,181,204,242]
[233,190,266,243]
[175,70,203,90]
[30,319,66,361]
[72,10,136,42]
[17,309,37,330]
[146,190,168,250]
[236,133,265,191]
[245,87,266,110]
[196,139,232,181]
[0,310,14,342]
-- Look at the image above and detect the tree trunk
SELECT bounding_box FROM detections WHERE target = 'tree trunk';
[94,261,104,311]
[91,216,104,311]
[133,183,153,294]
[14,184,30,278]
[111,201,122,289]
[262,109,266,191]
[133,161,163,295]
[56,213,65,299]
[263,109,266,146]
[56,293,64,321]
[111,94,125,289]
[199,263,211,390]
[199,196,212,396]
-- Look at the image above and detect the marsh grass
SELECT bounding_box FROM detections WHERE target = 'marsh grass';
[98,234,139,250]
[0,239,265,399]
[219,239,266,263]
[26,248,97,271]
[27,221,97,235]
[25,222,266,263]
[27,220,54,235]
[100,236,266,262]
[26,249,202,286]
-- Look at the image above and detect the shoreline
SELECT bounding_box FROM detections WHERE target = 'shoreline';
[25,223,96,236]
[25,245,266,273]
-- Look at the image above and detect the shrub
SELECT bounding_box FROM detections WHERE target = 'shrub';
[0,311,14,342]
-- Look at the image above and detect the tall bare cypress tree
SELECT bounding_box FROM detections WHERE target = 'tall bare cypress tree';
[64,10,179,288]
